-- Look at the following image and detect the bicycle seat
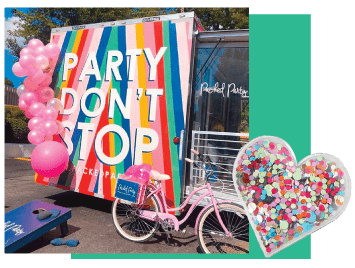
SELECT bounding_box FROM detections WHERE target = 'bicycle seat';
[150,170,171,181]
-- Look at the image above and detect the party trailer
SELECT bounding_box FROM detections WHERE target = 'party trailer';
[34,12,249,208]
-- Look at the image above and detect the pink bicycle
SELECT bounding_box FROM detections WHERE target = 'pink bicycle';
[112,149,249,254]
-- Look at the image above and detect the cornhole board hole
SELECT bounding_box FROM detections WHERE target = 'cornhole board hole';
[5,200,72,253]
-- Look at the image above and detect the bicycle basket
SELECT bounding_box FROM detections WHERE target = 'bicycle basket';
[114,164,151,205]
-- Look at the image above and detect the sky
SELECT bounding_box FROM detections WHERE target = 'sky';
[4,7,30,88]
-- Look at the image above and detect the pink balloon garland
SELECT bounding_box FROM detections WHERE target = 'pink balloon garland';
[12,38,69,177]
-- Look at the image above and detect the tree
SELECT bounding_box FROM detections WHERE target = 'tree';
[6,8,249,60]
[185,8,249,31]
[5,8,177,59]
[5,78,14,87]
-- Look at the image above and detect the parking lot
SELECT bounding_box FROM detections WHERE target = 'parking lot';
[5,158,212,254]
[4,158,208,254]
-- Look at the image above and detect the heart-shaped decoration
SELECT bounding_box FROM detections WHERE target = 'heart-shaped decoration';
[233,136,351,257]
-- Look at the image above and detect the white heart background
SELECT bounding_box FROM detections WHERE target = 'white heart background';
[233,136,351,257]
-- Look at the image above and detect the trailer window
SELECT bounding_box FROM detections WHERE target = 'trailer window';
[192,46,249,133]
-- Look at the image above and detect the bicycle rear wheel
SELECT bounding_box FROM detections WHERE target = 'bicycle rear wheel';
[197,203,249,254]
[112,193,160,242]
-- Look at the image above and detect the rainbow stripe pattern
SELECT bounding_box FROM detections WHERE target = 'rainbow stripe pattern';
[35,17,194,208]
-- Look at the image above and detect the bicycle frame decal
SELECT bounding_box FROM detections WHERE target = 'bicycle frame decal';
[35,14,196,207]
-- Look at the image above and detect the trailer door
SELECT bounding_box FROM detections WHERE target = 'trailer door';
[185,30,249,205]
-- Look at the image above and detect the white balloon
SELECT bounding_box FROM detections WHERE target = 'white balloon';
[16,84,27,97]
[47,98,64,114]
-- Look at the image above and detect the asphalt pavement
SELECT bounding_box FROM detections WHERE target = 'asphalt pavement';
[4,158,208,254]
[5,158,250,254]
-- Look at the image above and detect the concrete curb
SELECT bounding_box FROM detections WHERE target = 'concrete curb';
[5,143,36,158]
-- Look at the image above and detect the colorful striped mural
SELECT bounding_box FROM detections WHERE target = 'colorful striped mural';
[35,16,194,208]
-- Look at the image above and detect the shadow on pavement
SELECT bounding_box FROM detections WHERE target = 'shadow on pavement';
[46,191,112,213]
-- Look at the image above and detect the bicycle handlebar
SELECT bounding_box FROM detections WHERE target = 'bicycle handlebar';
[185,158,194,163]
[186,149,215,184]
[191,149,200,156]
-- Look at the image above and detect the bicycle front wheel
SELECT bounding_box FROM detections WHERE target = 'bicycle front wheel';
[197,203,249,254]
[112,193,160,242]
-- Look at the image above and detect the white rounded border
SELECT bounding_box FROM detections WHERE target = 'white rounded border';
[232,136,352,257]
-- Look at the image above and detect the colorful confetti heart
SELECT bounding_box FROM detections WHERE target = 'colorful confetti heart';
[233,136,351,257]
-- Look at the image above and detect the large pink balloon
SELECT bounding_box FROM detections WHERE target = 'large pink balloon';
[42,107,58,121]
[28,39,44,51]
[28,117,44,130]
[38,87,55,103]
[31,141,69,177]
[22,92,38,105]
[28,129,45,145]
[19,54,35,70]
[29,102,45,117]
[18,98,29,111]
[12,62,28,77]
[20,47,35,58]
[44,43,61,59]
[41,120,59,136]
[23,77,39,92]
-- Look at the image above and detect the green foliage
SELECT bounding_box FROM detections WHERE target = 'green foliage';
[5,78,14,87]
[5,105,29,143]
[239,100,249,133]
[6,118,29,143]
[185,8,249,31]
[6,8,248,59]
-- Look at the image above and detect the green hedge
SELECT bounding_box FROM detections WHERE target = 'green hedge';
[5,105,30,143]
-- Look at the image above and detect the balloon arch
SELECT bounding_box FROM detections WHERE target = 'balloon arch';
[12,39,69,177]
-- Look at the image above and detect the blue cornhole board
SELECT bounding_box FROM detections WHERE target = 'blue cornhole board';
[5,200,72,253]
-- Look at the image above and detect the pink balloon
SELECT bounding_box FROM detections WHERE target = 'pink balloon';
[22,92,39,105]
[45,43,61,59]
[28,117,44,130]
[29,102,45,117]
[28,39,44,51]
[48,59,56,73]
[38,87,55,103]
[44,136,53,141]
[18,98,29,111]
[41,120,59,136]
[28,129,45,145]
[34,46,46,56]
[20,47,35,58]
[29,69,46,84]
[19,54,35,70]
[23,77,40,92]
[12,62,28,77]
[31,141,69,177]
[42,107,58,121]
[56,120,65,135]
[35,55,49,70]
[39,74,52,87]
[25,110,33,119]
